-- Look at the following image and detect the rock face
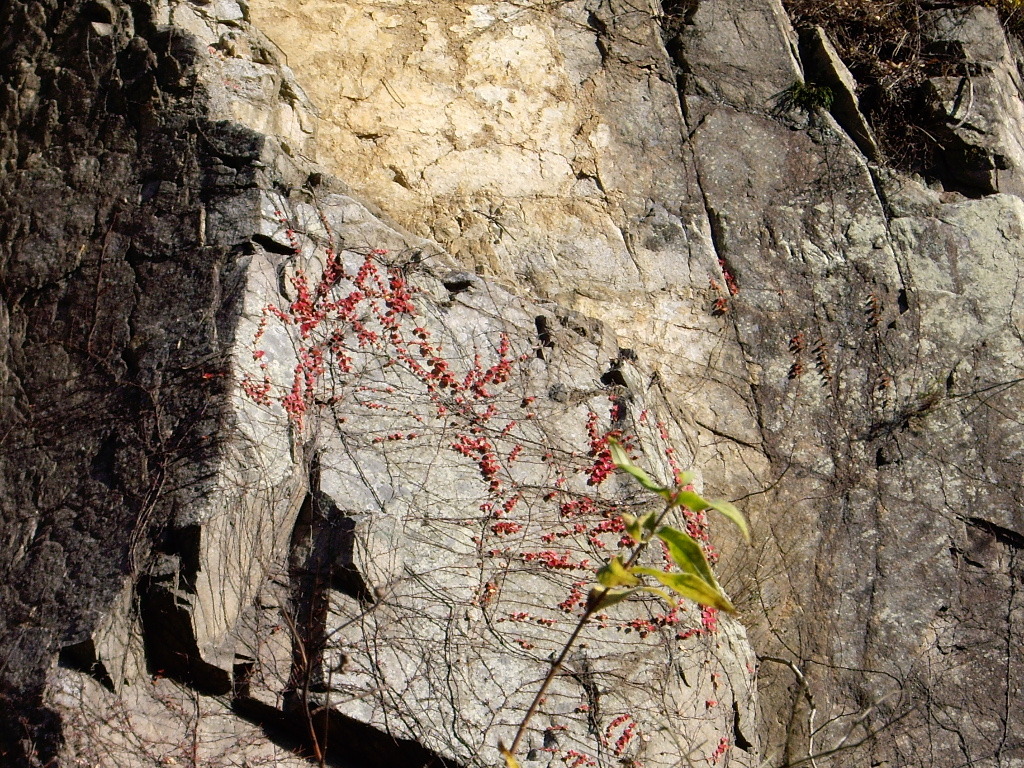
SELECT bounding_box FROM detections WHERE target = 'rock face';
[1,1,1022,768]
[227,197,759,768]
[921,5,1024,196]
[242,0,1024,765]
[1,1,756,767]
[0,0,251,758]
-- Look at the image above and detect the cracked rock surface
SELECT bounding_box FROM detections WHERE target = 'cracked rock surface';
[1,0,1022,766]
[250,0,1024,764]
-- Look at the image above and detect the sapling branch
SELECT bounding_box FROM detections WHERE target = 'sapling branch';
[501,440,749,767]
[504,497,675,760]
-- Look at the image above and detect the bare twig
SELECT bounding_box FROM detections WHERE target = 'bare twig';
[758,656,817,768]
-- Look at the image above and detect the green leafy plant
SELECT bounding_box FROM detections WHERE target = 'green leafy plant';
[501,438,748,768]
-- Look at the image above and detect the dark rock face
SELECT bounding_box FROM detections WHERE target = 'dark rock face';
[0,1,253,761]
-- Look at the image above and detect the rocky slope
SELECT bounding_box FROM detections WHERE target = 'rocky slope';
[0,0,1021,766]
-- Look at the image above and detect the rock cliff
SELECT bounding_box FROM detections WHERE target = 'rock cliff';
[0,0,1021,766]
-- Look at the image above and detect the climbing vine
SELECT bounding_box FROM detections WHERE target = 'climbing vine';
[240,203,749,767]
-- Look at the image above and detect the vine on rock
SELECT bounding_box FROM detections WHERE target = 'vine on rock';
[241,204,749,767]
[501,440,748,768]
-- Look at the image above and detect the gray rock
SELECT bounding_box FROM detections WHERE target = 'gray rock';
[4,0,1024,767]
[921,6,1024,196]
[800,26,881,160]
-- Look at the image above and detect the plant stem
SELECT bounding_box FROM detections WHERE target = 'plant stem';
[508,604,597,756]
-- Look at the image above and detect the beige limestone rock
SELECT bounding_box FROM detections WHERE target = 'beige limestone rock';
[245,0,774,508]
[247,0,708,295]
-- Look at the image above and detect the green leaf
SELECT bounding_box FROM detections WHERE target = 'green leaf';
[654,526,737,613]
[634,567,735,613]
[621,513,642,544]
[621,511,658,543]
[674,470,696,487]
[674,489,711,512]
[588,585,676,611]
[607,437,633,469]
[608,439,671,498]
[633,583,676,608]
[618,514,634,544]
[656,526,718,589]
[707,498,750,543]
[588,586,636,610]
[597,556,640,588]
